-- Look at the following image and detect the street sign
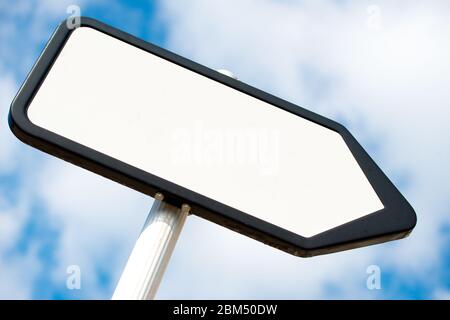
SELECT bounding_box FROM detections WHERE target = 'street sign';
[9,17,416,257]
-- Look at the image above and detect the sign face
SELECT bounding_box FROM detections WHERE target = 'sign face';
[9,17,416,257]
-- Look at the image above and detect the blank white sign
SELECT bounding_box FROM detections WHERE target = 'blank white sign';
[28,27,383,237]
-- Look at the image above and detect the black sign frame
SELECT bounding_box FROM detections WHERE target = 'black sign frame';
[9,17,416,257]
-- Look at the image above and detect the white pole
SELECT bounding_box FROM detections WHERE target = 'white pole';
[112,193,190,300]
[113,68,232,299]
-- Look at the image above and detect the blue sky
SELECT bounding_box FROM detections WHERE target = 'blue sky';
[0,0,450,299]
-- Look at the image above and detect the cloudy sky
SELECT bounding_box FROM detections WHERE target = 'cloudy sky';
[0,0,449,299]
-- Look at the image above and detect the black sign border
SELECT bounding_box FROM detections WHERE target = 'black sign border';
[9,17,416,257]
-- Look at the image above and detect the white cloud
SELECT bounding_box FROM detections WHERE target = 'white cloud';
[0,74,20,173]
[0,0,106,299]
[434,289,450,300]
[159,215,383,299]
[1,0,449,299]
[0,249,40,299]
[154,0,450,298]
[35,158,151,298]
[0,161,41,299]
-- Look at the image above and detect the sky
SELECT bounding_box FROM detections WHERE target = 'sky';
[0,0,449,299]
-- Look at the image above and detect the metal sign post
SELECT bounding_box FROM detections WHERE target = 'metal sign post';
[112,193,190,300]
